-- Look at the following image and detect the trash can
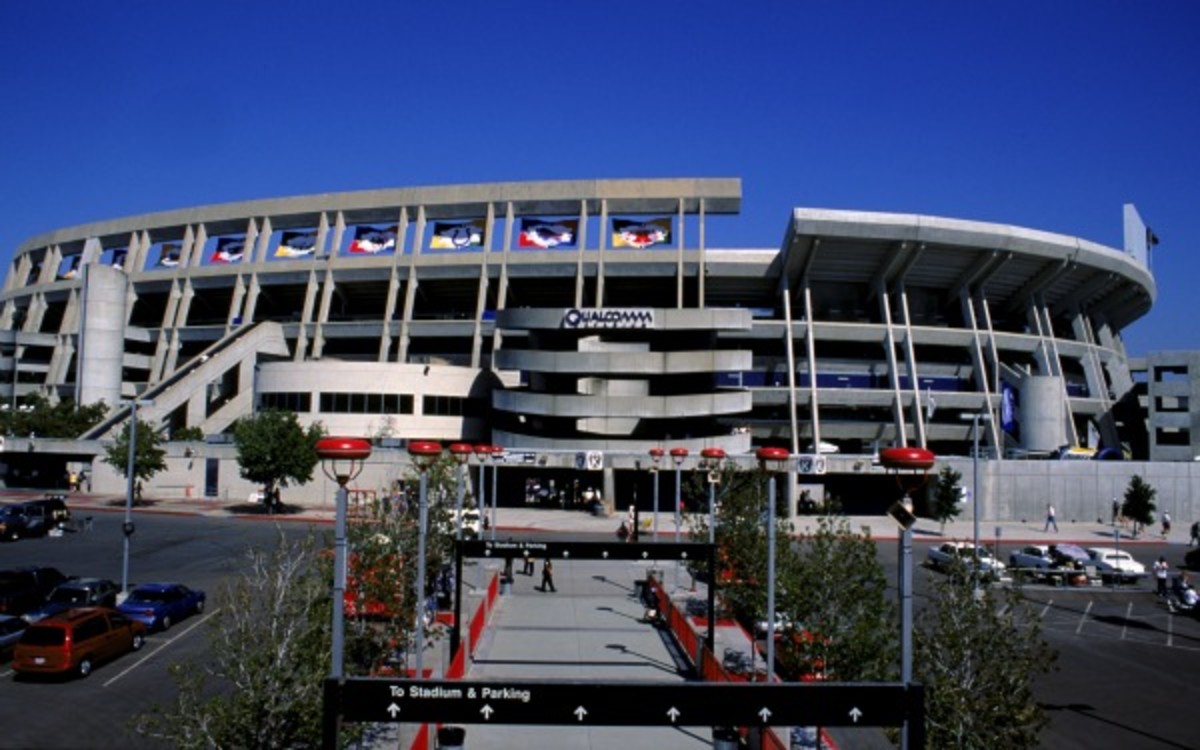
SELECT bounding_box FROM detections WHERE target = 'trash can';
[712,726,739,749]
[437,725,466,749]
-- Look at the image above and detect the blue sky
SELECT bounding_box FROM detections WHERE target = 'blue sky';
[1,1,1196,354]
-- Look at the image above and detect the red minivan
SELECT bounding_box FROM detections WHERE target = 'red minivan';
[13,607,145,678]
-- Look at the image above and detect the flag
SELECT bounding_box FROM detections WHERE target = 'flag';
[349,225,397,254]
[111,249,127,269]
[612,217,671,248]
[276,230,318,258]
[518,218,577,249]
[430,220,484,249]
[58,256,81,280]
[1146,227,1160,247]
[159,243,181,268]
[211,237,245,264]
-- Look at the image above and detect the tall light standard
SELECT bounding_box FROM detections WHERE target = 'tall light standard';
[489,446,504,541]
[449,443,473,541]
[407,440,443,679]
[669,447,689,543]
[880,445,935,750]
[315,436,371,750]
[120,398,154,595]
[962,412,991,597]
[757,446,790,681]
[700,447,725,545]
[473,444,491,538]
[648,447,664,537]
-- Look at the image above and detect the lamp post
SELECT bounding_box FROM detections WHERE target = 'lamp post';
[473,444,491,538]
[757,446,790,681]
[449,443,473,541]
[880,445,935,750]
[120,398,154,595]
[700,447,725,545]
[669,447,689,543]
[961,412,991,597]
[648,447,664,538]
[489,446,504,541]
[407,440,443,679]
[316,436,371,750]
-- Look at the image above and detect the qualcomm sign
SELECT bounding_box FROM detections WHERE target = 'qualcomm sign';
[561,308,655,329]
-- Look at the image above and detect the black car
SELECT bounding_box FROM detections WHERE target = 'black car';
[23,578,120,623]
[0,567,69,616]
[25,494,71,528]
[0,505,35,541]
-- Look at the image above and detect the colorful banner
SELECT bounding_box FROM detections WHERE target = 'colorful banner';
[612,217,671,248]
[349,225,397,254]
[430,220,484,249]
[518,218,578,249]
[276,230,318,258]
[158,243,181,268]
[211,237,245,264]
[1000,381,1019,438]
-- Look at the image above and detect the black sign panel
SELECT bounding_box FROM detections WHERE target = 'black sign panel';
[335,678,917,727]
[458,539,709,562]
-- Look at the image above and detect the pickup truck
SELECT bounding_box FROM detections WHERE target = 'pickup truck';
[0,566,69,616]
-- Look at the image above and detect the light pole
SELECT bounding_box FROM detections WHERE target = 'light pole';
[449,443,473,541]
[489,446,504,541]
[316,436,371,750]
[408,440,443,679]
[120,398,154,595]
[669,447,689,543]
[757,446,790,681]
[473,444,491,538]
[700,447,725,545]
[962,412,991,597]
[648,447,664,538]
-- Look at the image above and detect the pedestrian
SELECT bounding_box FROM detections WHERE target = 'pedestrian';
[1190,521,1200,547]
[540,558,556,593]
[1043,503,1058,533]
[1162,510,1172,539]
[1154,557,1169,597]
[1111,498,1121,525]
[522,552,535,576]
[627,505,638,542]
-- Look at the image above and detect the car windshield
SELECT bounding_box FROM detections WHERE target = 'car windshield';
[48,589,88,604]
[20,627,65,646]
[130,589,175,603]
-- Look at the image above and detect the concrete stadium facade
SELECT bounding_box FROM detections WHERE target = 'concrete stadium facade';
[4,177,1195,522]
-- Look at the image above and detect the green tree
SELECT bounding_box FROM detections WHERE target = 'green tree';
[102,417,167,493]
[232,410,323,509]
[930,464,964,533]
[916,567,1056,748]
[1121,474,1157,537]
[2,393,107,437]
[133,531,340,749]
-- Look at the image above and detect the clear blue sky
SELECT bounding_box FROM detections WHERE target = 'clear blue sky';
[1,1,1196,354]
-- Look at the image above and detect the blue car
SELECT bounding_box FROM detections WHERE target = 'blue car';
[117,583,205,631]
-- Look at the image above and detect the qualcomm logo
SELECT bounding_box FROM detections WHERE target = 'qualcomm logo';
[561,308,655,329]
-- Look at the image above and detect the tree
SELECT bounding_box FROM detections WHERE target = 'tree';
[133,531,339,749]
[930,465,964,533]
[2,393,107,437]
[915,566,1056,748]
[102,417,167,494]
[232,410,323,509]
[1121,474,1157,537]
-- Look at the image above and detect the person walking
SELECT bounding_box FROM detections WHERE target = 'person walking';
[1044,503,1058,533]
[1190,520,1200,547]
[1154,557,1169,598]
[522,552,535,576]
[1162,510,1172,539]
[540,558,556,593]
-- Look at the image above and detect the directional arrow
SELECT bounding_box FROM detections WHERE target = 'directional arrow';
[480,705,495,720]
[602,550,609,559]
[666,707,681,723]
[574,706,588,722]
[563,551,570,558]
[484,549,492,557]
[849,707,862,723]
[681,552,688,559]
[758,707,772,723]
[641,551,649,559]
[387,703,401,718]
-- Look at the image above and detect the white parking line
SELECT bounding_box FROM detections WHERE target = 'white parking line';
[1120,601,1133,640]
[1075,601,1093,635]
[103,609,219,688]
[1040,599,1053,619]
[1167,610,1174,648]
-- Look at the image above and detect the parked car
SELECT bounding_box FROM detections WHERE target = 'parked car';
[116,582,205,631]
[0,505,36,541]
[0,567,69,616]
[25,494,71,528]
[23,578,120,623]
[13,607,145,678]
[445,508,483,539]
[1049,543,1092,568]
[927,542,1007,579]
[0,614,28,658]
[1009,545,1056,571]
[1085,547,1146,582]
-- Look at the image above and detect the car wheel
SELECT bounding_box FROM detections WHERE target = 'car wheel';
[195,600,205,614]
[161,615,172,631]
[131,633,145,651]
[78,657,93,678]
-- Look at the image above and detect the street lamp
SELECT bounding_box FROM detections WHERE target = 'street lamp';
[407,440,443,679]
[489,446,504,541]
[961,412,992,598]
[757,446,790,681]
[120,398,154,596]
[648,447,664,537]
[669,447,689,543]
[316,436,371,750]
[473,444,491,538]
[700,447,726,545]
[448,443,473,541]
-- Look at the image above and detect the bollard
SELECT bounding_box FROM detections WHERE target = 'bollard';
[437,725,466,749]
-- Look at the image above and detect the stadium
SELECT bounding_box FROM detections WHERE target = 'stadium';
[1,177,1192,520]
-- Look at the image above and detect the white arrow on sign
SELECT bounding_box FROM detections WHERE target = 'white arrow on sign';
[387,703,401,718]
[602,550,609,559]
[666,707,681,723]
[563,551,570,558]
[758,707,772,723]
[641,551,649,559]
[480,704,494,720]
[849,707,863,723]
[574,706,588,722]
[681,552,688,559]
